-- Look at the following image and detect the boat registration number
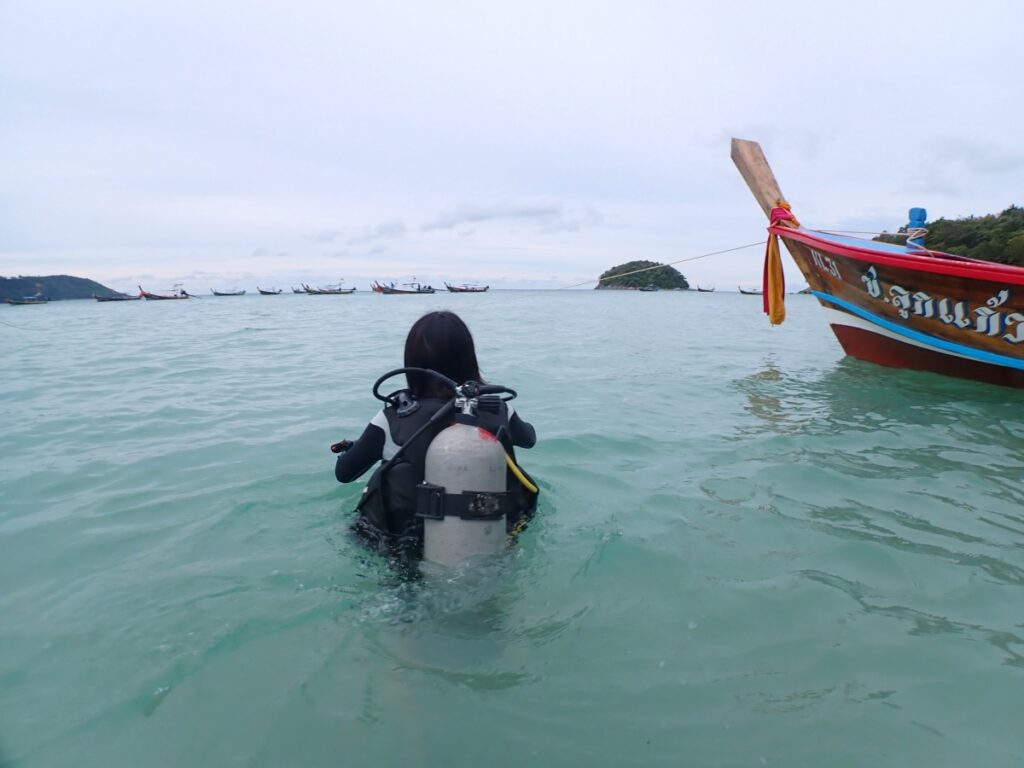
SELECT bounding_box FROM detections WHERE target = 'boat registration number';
[811,250,841,279]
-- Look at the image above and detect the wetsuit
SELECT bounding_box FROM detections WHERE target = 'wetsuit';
[336,393,537,540]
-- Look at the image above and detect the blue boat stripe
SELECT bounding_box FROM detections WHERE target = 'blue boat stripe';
[811,291,1024,371]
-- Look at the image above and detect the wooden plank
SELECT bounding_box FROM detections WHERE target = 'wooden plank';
[730,138,787,219]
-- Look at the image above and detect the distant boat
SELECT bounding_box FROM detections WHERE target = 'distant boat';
[372,281,436,294]
[140,285,192,300]
[4,292,49,305]
[738,286,763,295]
[638,285,658,292]
[94,292,142,302]
[257,287,283,295]
[291,287,305,294]
[211,289,246,296]
[445,282,489,293]
[303,282,355,295]
[696,285,716,292]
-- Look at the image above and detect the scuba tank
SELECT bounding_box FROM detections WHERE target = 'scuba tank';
[417,382,512,567]
[335,367,535,567]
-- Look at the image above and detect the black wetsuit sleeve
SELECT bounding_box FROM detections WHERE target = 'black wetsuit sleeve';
[335,423,386,482]
[509,412,536,449]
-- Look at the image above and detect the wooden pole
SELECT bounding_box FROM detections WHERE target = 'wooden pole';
[731,137,804,269]
[730,138,787,219]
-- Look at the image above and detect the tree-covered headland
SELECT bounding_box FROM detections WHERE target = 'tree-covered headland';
[596,260,689,290]
[0,275,122,301]
[878,205,1024,265]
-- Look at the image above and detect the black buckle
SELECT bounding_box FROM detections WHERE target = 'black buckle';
[416,482,446,520]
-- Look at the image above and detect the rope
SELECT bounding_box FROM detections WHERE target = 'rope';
[816,228,925,240]
[0,315,46,331]
[555,240,765,290]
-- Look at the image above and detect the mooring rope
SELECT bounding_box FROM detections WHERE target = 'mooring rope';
[816,228,927,240]
[0,315,47,331]
[552,240,765,290]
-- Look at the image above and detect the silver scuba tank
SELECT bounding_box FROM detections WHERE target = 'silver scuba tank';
[420,421,508,567]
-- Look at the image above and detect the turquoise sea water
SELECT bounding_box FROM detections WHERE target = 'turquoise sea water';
[2,291,1023,767]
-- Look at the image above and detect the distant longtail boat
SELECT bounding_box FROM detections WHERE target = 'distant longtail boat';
[372,281,435,294]
[140,285,191,300]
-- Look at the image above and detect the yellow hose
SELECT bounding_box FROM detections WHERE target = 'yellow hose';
[504,452,538,494]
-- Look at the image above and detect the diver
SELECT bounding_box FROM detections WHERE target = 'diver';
[334,311,538,557]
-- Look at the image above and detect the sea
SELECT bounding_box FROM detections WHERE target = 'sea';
[2,290,1023,767]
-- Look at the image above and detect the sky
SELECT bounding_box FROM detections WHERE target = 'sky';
[2,0,1022,291]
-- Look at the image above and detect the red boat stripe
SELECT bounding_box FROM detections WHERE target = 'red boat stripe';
[775,227,1024,285]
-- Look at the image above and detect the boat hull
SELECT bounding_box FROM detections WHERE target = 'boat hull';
[372,282,434,294]
[778,228,1024,387]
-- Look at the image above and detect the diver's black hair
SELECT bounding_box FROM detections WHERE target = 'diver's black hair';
[404,311,482,397]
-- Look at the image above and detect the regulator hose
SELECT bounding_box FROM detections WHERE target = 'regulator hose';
[504,452,538,494]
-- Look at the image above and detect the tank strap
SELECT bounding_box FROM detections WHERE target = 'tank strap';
[415,482,516,521]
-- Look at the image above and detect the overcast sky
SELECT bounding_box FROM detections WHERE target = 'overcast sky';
[2,1,1021,291]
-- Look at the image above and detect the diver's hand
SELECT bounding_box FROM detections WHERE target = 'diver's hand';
[330,439,353,454]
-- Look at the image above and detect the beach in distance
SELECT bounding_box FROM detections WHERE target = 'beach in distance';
[3,290,1023,766]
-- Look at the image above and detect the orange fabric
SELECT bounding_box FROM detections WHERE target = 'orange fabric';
[762,201,800,325]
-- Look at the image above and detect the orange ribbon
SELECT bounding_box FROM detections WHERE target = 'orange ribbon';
[762,201,800,325]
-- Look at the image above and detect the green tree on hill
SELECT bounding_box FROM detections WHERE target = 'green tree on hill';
[877,205,1024,266]
[596,260,689,290]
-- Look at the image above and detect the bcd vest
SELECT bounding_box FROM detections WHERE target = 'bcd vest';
[355,394,537,539]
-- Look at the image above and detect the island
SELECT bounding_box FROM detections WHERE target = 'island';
[595,260,689,290]
[0,274,123,302]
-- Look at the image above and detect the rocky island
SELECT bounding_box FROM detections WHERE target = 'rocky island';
[595,260,689,290]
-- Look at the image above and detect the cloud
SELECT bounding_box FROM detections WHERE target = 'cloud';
[931,137,1024,176]
[312,229,341,243]
[421,201,603,233]
[346,219,406,245]
[902,137,1024,197]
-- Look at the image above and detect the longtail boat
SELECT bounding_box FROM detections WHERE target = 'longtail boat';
[4,293,49,305]
[738,286,762,295]
[140,285,191,300]
[257,287,282,295]
[292,287,305,293]
[211,288,246,296]
[372,281,436,294]
[732,138,1024,388]
[94,292,142,302]
[696,286,716,293]
[303,282,356,295]
[445,282,489,293]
